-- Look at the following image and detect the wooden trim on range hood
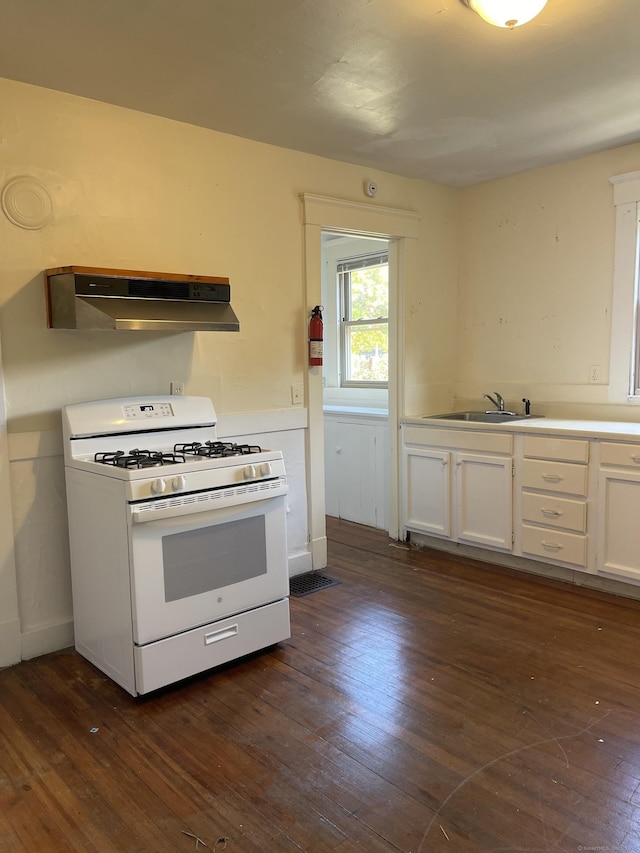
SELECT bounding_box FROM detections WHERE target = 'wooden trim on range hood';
[45,266,240,332]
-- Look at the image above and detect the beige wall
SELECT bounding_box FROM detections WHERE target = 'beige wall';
[457,143,640,418]
[0,77,458,431]
[0,77,459,663]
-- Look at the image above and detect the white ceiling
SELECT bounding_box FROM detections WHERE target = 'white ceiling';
[1,0,639,187]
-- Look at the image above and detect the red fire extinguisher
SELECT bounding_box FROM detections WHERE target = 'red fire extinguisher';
[309,305,324,366]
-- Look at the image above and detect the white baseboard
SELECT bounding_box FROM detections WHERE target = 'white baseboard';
[288,550,313,577]
[311,535,328,570]
[21,619,74,660]
[0,619,21,667]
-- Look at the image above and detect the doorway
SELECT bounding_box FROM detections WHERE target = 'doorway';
[321,232,391,531]
[301,193,419,569]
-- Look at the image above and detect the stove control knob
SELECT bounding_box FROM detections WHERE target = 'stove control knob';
[243,464,256,480]
[172,475,187,492]
[259,462,272,477]
[151,477,167,495]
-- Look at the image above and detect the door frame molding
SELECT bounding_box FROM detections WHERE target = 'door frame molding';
[301,194,420,562]
[0,332,21,665]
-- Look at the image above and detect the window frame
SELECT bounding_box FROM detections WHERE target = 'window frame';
[609,171,640,403]
[337,250,389,389]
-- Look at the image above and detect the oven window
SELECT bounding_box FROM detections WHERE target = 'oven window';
[162,516,267,602]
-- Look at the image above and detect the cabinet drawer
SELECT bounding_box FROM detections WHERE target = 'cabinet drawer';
[521,491,587,533]
[521,524,587,567]
[402,426,512,454]
[521,458,588,496]
[522,436,589,463]
[600,441,640,469]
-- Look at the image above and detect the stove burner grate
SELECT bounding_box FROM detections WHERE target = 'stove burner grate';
[174,441,263,458]
[95,449,187,469]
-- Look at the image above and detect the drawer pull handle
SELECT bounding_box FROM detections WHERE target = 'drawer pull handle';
[204,624,239,645]
[541,508,563,517]
[631,455,640,464]
[541,541,563,551]
[542,474,563,483]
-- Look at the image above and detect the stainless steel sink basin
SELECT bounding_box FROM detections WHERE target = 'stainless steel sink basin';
[424,410,538,423]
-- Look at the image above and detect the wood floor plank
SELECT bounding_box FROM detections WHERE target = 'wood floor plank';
[2,517,640,851]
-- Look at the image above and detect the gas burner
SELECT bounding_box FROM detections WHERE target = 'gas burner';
[95,449,187,469]
[175,441,263,458]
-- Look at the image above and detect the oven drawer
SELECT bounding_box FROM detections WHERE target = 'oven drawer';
[134,598,290,694]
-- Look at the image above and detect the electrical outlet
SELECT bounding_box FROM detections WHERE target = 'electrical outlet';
[589,364,600,384]
[291,384,303,405]
[170,382,184,395]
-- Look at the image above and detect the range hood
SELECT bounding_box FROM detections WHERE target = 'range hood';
[45,266,240,331]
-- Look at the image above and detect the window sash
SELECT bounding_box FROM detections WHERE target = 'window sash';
[339,251,389,388]
[341,318,389,387]
[337,252,389,274]
[339,257,389,323]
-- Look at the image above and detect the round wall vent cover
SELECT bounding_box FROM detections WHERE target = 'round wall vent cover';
[1,176,53,230]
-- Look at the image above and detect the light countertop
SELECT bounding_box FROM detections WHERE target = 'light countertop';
[402,415,640,441]
[324,405,388,418]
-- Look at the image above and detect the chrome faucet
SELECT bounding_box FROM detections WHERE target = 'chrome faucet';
[483,392,504,412]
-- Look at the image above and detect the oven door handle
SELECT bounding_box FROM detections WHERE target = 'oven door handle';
[129,480,288,523]
[204,624,239,645]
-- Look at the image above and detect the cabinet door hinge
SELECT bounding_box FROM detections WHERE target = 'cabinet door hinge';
[512,464,515,477]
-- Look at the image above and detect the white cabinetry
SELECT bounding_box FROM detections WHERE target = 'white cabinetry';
[324,413,389,530]
[402,426,513,551]
[456,451,513,549]
[400,419,640,594]
[515,436,591,570]
[596,441,640,583]
[403,446,451,537]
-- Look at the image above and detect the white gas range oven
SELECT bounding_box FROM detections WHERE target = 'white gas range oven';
[62,395,290,696]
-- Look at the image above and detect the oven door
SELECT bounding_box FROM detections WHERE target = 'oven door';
[128,493,288,646]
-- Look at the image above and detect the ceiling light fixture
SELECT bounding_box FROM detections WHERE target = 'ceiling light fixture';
[462,0,548,29]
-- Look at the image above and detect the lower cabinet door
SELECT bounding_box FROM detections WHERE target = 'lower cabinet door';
[597,468,640,581]
[455,452,512,550]
[403,447,451,537]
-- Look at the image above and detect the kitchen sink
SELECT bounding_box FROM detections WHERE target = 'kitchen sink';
[424,410,539,423]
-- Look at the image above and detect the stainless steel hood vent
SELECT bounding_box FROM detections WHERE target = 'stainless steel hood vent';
[45,266,240,331]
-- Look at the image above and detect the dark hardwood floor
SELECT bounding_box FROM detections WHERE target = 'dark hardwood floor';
[2,518,640,852]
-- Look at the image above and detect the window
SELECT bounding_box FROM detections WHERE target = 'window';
[631,215,640,395]
[609,171,640,402]
[338,251,389,387]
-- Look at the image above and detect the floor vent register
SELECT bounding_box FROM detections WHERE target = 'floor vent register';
[289,572,341,597]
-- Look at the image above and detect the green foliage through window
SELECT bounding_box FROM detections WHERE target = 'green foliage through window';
[338,252,389,386]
